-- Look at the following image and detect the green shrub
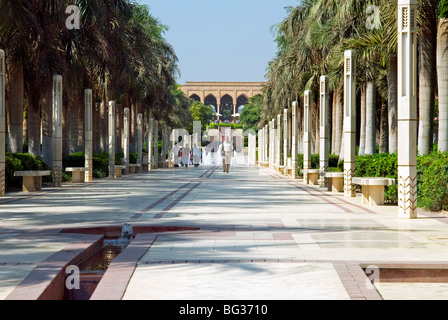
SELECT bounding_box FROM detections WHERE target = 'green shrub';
[5,153,51,190]
[207,123,243,130]
[329,154,339,168]
[355,153,398,204]
[297,154,319,175]
[417,151,448,211]
[115,152,138,165]
[63,152,85,168]
[5,155,23,189]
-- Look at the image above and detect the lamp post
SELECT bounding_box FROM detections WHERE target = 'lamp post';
[320,76,330,187]
[398,0,418,218]
[52,75,63,187]
[343,50,356,197]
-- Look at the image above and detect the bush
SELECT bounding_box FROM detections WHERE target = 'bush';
[297,154,319,175]
[329,154,339,168]
[355,153,398,204]
[115,152,138,165]
[336,152,448,210]
[207,123,243,130]
[63,152,85,168]
[5,153,51,190]
[417,151,448,211]
[92,152,109,177]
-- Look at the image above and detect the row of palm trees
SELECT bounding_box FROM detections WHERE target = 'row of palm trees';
[0,0,191,162]
[262,0,448,157]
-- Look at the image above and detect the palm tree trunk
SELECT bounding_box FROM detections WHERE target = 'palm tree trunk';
[116,104,123,152]
[418,0,437,155]
[331,91,336,153]
[313,101,319,154]
[379,101,389,153]
[93,101,101,154]
[41,85,52,165]
[334,91,343,157]
[62,92,69,159]
[365,81,376,155]
[131,101,137,153]
[27,87,41,157]
[388,56,398,153]
[77,93,85,152]
[100,99,107,153]
[68,89,79,154]
[6,62,24,153]
[359,85,366,155]
[437,17,448,151]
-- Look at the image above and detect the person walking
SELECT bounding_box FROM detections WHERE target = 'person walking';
[182,144,191,168]
[192,143,201,167]
[222,137,234,173]
[172,142,180,167]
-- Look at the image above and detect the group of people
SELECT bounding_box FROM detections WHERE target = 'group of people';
[172,142,201,168]
[171,136,235,173]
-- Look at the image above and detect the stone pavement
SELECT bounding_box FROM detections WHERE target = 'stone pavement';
[1,165,448,300]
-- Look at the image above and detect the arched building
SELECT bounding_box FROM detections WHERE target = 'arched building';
[180,81,265,123]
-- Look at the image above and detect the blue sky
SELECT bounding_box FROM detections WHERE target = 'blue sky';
[140,0,299,84]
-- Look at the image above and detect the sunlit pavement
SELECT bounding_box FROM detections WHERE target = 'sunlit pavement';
[1,165,448,300]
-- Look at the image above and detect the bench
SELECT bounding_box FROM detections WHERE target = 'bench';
[14,171,51,192]
[302,169,320,185]
[352,177,396,206]
[114,165,126,178]
[140,162,149,171]
[65,167,92,183]
[324,172,344,193]
[278,165,285,175]
[128,164,141,174]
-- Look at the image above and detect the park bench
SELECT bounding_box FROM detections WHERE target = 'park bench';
[352,177,396,206]
[324,172,344,193]
[141,162,149,171]
[14,170,51,192]
[302,169,320,185]
[278,164,285,175]
[114,165,126,178]
[128,164,141,174]
[65,167,92,183]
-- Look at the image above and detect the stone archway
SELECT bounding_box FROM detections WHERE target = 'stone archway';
[204,94,218,121]
[220,94,233,123]
[190,94,201,102]
[180,82,265,123]
[235,95,249,123]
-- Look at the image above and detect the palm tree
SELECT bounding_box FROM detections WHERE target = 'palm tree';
[418,0,438,155]
[0,0,40,153]
[438,0,448,151]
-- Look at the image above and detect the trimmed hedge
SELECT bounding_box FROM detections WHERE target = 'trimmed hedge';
[355,153,398,204]
[417,151,448,211]
[298,154,340,174]
[62,152,138,179]
[207,123,243,130]
[6,153,51,190]
[337,151,448,211]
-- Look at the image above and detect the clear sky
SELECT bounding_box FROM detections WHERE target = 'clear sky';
[140,0,299,85]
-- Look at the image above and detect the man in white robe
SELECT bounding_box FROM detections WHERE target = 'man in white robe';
[182,144,191,167]
[172,142,180,167]
[222,137,234,173]
[192,144,201,167]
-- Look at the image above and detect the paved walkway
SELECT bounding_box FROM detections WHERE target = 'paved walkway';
[1,165,448,300]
